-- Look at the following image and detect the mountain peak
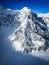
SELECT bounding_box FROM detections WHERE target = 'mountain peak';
[22,7,30,10]
[20,7,32,13]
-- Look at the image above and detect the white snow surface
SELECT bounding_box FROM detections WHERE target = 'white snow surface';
[38,13,49,17]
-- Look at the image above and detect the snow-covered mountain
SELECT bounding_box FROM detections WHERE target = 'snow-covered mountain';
[0,6,20,27]
[0,7,49,54]
[38,13,49,28]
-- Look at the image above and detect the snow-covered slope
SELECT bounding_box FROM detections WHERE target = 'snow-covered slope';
[8,7,49,53]
[38,13,49,28]
[38,13,49,18]
[0,7,49,54]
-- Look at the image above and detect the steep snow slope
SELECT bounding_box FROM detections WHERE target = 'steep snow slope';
[8,7,49,53]
[0,7,49,53]
[38,13,49,28]
[38,13,49,44]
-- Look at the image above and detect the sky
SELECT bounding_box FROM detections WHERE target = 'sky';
[0,0,49,13]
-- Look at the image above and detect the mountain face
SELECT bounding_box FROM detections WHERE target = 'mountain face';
[0,8,20,27]
[38,13,49,30]
[0,7,49,53]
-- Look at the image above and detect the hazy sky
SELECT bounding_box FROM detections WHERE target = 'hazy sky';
[0,0,49,13]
